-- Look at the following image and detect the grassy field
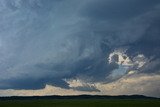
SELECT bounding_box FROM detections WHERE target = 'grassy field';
[0,99,160,107]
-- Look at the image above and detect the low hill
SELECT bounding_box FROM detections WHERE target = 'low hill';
[0,95,158,100]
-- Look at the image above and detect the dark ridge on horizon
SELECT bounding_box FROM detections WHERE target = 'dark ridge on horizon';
[0,95,159,101]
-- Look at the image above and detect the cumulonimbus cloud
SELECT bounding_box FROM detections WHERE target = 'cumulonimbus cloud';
[0,0,160,97]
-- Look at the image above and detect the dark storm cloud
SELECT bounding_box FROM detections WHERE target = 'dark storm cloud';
[69,58,119,82]
[0,0,160,92]
[81,0,160,21]
[127,17,160,58]
[81,0,160,76]
[72,85,100,92]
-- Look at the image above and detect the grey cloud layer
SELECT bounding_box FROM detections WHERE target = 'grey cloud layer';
[0,0,160,96]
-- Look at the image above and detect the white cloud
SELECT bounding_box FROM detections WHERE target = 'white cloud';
[0,73,159,97]
[0,85,97,96]
[108,49,132,66]
[96,74,160,97]
[108,49,149,79]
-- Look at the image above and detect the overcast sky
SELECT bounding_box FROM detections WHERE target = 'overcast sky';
[0,0,160,97]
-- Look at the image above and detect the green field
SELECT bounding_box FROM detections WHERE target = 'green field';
[0,99,160,107]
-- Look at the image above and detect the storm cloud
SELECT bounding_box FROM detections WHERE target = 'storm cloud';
[0,0,160,97]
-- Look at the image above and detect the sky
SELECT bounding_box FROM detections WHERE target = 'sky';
[0,0,160,97]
